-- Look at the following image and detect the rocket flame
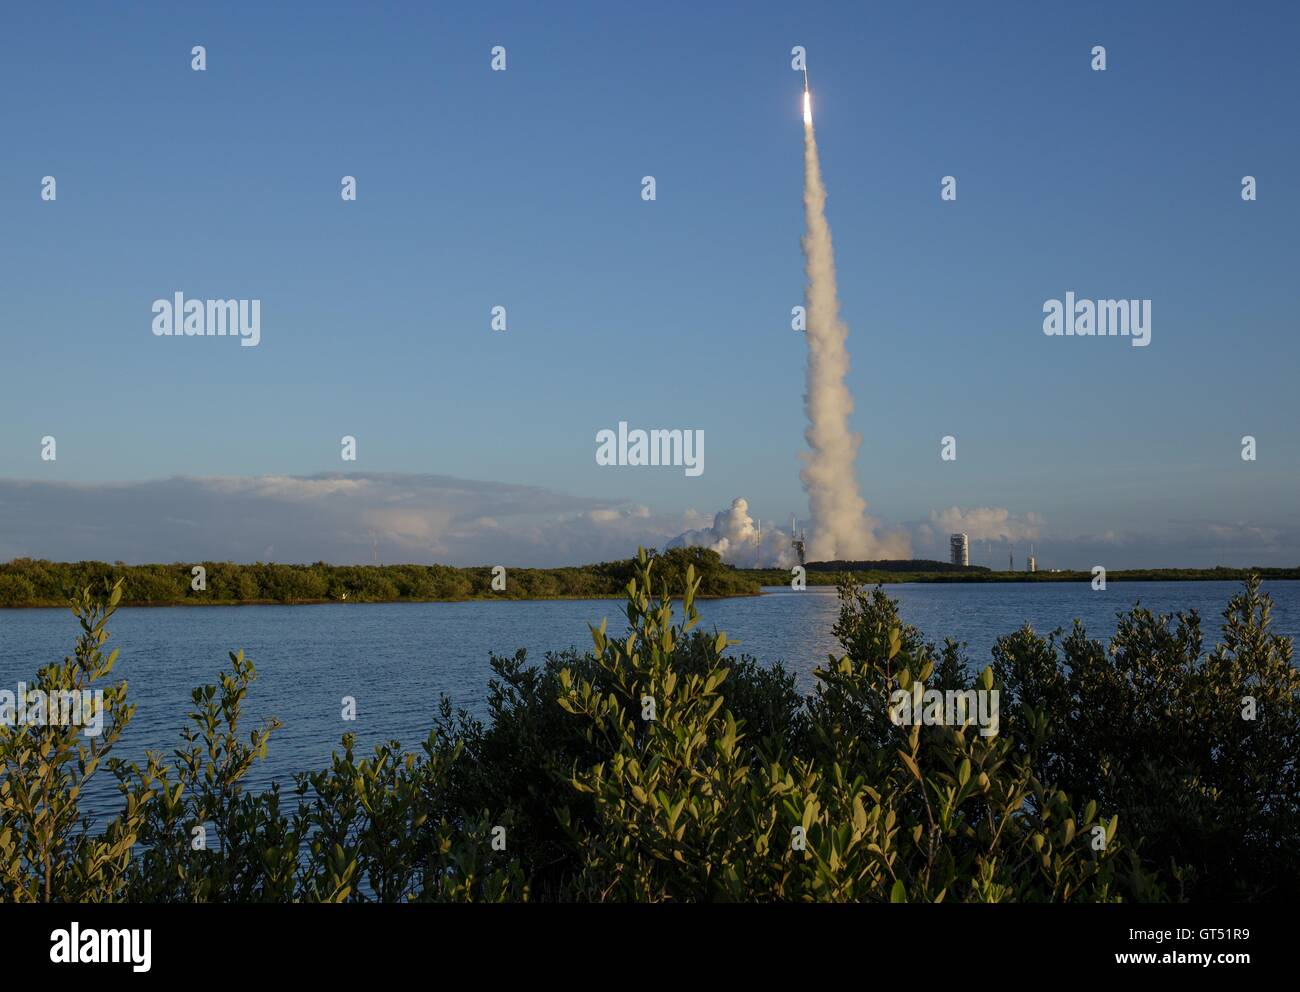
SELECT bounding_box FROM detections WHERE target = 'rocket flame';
[803,91,812,125]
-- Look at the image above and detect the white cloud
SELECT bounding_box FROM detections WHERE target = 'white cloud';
[0,477,1292,570]
[928,506,1045,543]
[668,497,797,567]
[912,510,1300,570]
[0,473,693,567]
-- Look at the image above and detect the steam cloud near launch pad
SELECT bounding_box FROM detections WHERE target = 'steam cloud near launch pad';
[672,80,910,566]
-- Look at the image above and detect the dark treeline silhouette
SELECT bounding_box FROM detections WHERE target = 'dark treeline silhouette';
[0,547,757,607]
[807,559,984,573]
[739,564,1300,586]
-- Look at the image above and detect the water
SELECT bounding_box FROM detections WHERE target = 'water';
[2,580,1296,820]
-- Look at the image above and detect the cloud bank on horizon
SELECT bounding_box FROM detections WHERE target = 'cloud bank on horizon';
[923,506,1046,545]
[0,473,1294,571]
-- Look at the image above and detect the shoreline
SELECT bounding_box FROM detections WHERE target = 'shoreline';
[2,553,1295,610]
[739,567,1300,586]
[3,573,1296,609]
[0,591,763,610]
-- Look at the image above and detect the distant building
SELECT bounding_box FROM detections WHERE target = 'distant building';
[950,533,969,567]
[792,515,806,566]
[1026,555,1037,573]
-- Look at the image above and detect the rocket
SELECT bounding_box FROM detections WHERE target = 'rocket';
[802,67,812,124]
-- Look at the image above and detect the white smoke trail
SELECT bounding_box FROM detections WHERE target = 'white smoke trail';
[799,105,908,562]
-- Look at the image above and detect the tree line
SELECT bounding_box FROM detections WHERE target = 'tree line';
[0,547,758,607]
[738,564,1300,586]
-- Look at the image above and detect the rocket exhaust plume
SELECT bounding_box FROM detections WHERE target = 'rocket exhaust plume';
[798,85,905,561]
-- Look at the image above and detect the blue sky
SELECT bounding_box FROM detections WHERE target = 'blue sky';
[1,1,1297,568]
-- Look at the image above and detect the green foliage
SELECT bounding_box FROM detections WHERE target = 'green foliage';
[107,666,526,903]
[0,550,759,607]
[991,575,1300,900]
[0,582,141,902]
[0,573,38,605]
[551,560,1138,902]
[2,555,1292,902]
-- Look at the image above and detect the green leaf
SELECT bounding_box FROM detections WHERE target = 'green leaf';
[897,750,922,782]
[852,795,868,833]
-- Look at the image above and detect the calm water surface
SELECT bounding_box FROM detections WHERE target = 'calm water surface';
[2,581,1295,819]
